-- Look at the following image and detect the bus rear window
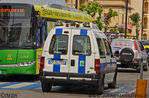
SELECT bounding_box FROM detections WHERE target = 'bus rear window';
[49,35,68,55]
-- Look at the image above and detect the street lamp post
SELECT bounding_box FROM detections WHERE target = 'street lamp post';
[141,0,145,40]
[140,0,145,80]
[125,0,128,39]
[75,0,78,9]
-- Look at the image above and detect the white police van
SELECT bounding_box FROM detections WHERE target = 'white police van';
[40,22,117,94]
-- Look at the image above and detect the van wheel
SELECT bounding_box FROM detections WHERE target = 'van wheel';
[108,67,117,88]
[93,74,104,95]
[41,82,52,92]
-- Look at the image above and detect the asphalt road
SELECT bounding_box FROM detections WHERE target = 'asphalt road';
[0,68,149,98]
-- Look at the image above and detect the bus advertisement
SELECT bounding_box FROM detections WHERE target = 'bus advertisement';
[0,3,92,75]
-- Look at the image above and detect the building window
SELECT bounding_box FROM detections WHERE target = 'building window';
[144,2,148,14]
[144,17,148,29]
[143,33,147,40]
[122,14,124,24]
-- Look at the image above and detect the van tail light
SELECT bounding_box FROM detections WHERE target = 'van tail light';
[134,41,138,50]
[95,59,100,71]
[40,57,45,69]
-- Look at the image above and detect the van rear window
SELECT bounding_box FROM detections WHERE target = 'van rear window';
[72,35,91,56]
[49,35,68,54]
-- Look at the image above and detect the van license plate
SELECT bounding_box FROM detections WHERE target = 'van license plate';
[54,60,61,64]
[49,59,67,65]
[48,60,61,64]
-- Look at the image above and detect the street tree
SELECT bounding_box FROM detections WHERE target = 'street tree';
[79,2,103,29]
[104,8,118,33]
[79,2,99,17]
[129,12,140,40]
[79,2,118,32]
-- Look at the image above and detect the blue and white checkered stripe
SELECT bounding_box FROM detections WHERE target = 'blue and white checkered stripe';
[78,29,87,74]
[53,28,63,72]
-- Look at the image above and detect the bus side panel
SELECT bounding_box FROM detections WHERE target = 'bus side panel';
[36,48,43,74]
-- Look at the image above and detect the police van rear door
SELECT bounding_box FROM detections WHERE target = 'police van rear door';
[45,28,71,73]
[69,28,95,75]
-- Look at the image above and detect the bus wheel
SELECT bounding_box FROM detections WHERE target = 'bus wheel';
[41,82,52,92]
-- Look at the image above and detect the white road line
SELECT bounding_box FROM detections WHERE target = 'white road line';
[3,83,35,88]
[127,89,136,94]
[108,87,124,93]
[0,82,8,85]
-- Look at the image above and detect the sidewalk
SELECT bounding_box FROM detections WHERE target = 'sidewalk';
[128,80,149,98]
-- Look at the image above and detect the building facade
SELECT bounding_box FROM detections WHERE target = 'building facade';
[97,0,133,37]
[65,0,149,40]
[143,0,149,40]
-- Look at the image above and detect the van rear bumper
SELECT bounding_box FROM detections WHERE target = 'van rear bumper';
[40,76,98,86]
[40,71,100,86]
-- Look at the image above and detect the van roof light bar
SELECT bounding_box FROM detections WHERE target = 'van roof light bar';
[55,20,63,26]
[83,22,90,27]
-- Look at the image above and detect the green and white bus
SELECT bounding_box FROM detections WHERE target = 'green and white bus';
[0,3,92,75]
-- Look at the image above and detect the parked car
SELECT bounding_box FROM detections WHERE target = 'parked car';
[140,40,149,66]
[39,22,117,94]
[110,39,148,72]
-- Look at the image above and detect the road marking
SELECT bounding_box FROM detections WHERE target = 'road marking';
[108,87,124,93]
[3,82,35,89]
[127,89,136,94]
[0,82,136,96]
[0,82,41,90]
[0,82,8,84]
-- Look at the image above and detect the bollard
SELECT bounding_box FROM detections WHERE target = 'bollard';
[136,79,147,98]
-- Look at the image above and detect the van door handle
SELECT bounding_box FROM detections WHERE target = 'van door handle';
[71,60,75,66]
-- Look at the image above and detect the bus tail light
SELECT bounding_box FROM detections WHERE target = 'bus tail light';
[134,41,138,50]
[40,56,45,69]
[95,59,100,71]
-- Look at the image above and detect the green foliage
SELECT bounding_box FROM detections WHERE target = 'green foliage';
[96,17,103,30]
[110,24,119,33]
[104,8,118,33]
[118,28,125,33]
[79,5,86,11]
[79,3,118,31]
[106,8,118,20]
[129,12,140,39]
[130,13,140,25]
[80,2,99,17]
